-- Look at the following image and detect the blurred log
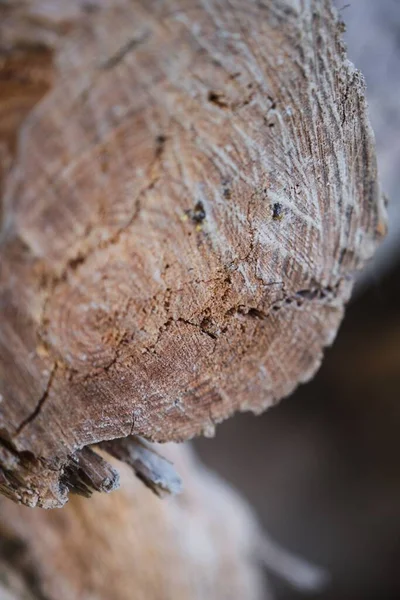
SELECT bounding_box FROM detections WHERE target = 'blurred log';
[0,0,385,509]
[0,443,330,600]
[0,444,266,600]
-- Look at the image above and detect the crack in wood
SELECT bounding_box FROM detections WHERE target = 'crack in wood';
[0,0,385,508]
[14,363,58,436]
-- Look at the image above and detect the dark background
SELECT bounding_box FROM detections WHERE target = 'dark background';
[195,2,400,598]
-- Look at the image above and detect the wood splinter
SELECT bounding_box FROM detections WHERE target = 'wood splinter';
[58,436,182,499]
[102,436,183,497]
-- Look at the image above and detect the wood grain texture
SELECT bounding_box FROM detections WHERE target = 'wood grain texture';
[0,0,386,507]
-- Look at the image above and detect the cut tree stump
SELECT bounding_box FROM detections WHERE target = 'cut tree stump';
[0,0,386,508]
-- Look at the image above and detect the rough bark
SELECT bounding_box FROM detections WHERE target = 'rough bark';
[0,0,386,507]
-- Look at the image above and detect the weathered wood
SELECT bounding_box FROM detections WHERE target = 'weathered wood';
[0,443,331,599]
[102,436,183,497]
[0,445,267,600]
[0,0,386,507]
[339,0,399,283]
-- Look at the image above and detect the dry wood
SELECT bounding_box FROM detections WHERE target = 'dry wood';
[102,435,183,496]
[0,443,331,600]
[0,0,386,507]
[0,445,266,600]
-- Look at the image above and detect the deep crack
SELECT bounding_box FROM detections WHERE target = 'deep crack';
[14,363,58,436]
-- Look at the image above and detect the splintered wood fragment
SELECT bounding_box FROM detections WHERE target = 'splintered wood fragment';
[0,0,387,507]
[102,436,183,497]
[63,446,120,498]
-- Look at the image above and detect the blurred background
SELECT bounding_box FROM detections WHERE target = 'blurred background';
[195,2,400,598]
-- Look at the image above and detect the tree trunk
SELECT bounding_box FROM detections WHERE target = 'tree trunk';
[0,0,386,597]
[0,0,386,509]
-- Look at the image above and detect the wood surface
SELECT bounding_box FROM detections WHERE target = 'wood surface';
[0,0,386,507]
